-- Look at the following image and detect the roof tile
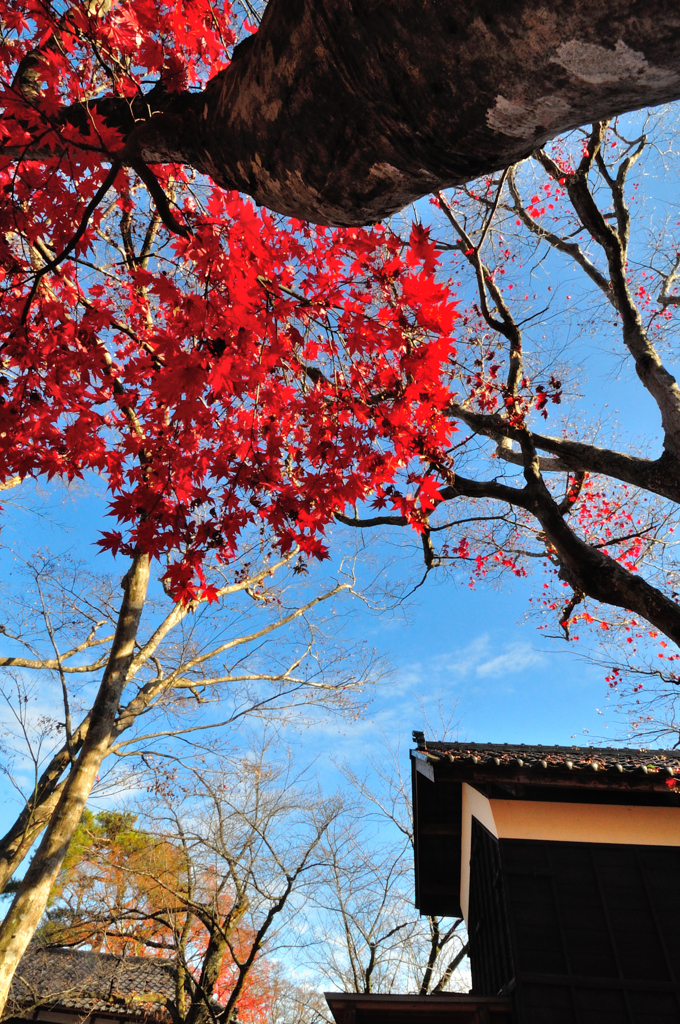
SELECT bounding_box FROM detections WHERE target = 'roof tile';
[412,739,680,775]
[9,947,176,1020]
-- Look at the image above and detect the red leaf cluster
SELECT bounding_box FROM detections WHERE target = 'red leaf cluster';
[0,0,459,599]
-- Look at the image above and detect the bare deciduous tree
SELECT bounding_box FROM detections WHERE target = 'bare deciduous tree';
[0,532,375,1006]
[29,744,344,1024]
[307,734,467,998]
[337,113,680,726]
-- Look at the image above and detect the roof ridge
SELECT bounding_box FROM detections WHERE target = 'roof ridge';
[32,946,175,968]
[416,741,680,755]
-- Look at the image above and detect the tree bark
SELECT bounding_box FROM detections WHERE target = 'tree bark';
[123,0,680,224]
[0,782,66,896]
[0,554,150,1015]
[185,930,230,1024]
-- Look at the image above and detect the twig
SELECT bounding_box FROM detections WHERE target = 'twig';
[20,159,122,325]
[129,158,191,239]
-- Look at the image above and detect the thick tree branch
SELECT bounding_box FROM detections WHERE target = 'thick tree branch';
[444,469,680,648]
[0,552,151,1011]
[0,477,22,492]
[6,0,680,225]
[336,457,680,648]
[447,402,680,504]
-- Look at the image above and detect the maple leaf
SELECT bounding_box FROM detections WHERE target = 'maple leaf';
[406,223,439,274]
[417,475,443,512]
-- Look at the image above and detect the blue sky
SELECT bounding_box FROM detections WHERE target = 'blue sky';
[0,471,618,835]
[2,109,679,841]
[283,547,618,796]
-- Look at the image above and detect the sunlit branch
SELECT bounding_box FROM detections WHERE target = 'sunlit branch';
[126,553,297,680]
[0,623,114,672]
[535,127,680,460]
[150,583,349,683]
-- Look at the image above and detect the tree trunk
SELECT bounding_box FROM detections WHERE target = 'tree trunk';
[185,931,230,1024]
[0,554,150,1015]
[0,713,97,893]
[0,782,66,895]
[122,0,680,225]
[185,901,248,1024]
[15,0,680,225]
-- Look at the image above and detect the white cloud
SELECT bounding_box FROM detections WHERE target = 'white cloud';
[426,634,545,681]
[475,640,545,679]
[430,634,492,678]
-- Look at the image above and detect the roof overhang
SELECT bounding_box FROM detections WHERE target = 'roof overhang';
[325,992,512,1024]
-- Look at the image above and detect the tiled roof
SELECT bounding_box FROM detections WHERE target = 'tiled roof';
[411,736,680,777]
[9,947,176,1019]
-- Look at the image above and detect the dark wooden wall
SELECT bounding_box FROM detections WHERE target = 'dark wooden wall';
[468,819,515,999]
[412,760,462,916]
[468,825,680,1023]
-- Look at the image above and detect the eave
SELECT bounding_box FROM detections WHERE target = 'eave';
[325,991,512,1024]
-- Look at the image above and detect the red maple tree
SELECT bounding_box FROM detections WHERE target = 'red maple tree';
[0,1,462,996]
[0,0,459,602]
[5,0,673,652]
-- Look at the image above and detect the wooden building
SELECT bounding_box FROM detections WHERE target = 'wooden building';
[411,736,680,1024]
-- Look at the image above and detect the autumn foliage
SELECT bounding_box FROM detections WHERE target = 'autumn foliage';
[40,809,278,1023]
[4,0,680,685]
[0,0,460,601]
